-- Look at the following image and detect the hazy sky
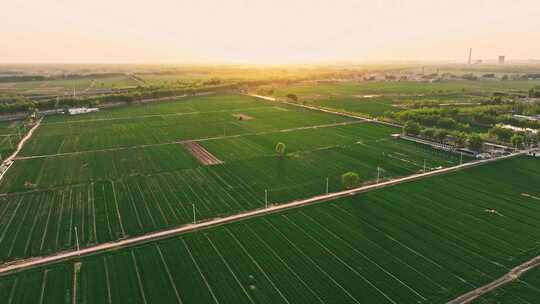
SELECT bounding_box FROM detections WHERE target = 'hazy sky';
[3,0,540,64]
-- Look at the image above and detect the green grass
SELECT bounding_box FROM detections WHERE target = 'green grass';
[1,157,539,303]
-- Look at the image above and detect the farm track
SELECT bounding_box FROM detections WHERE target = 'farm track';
[14,120,364,160]
[447,255,540,304]
[0,119,42,182]
[0,151,524,275]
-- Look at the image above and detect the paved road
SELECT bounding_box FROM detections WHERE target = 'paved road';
[0,151,523,275]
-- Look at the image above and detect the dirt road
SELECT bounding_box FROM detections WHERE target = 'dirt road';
[0,118,41,182]
[447,255,540,304]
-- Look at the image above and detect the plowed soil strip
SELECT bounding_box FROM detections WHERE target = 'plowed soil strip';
[183,141,223,165]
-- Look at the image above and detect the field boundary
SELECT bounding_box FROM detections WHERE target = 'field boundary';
[0,150,525,276]
[447,255,540,304]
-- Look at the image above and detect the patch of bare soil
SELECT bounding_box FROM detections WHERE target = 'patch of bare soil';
[183,141,223,166]
[354,94,381,98]
[232,113,254,120]
[522,193,540,200]
[302,94,324,100]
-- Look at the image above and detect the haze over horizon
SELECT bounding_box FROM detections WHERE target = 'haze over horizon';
[3,0,540,64]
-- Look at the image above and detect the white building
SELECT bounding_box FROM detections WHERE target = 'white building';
[513,114,539,122]
[527,149,540,157]
[67,107,99,115]
[499,124,538,134]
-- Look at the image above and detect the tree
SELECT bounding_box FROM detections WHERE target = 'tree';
[420,128,436,139]
[437,117,457,129]
[510,134,524,149]
[453,131,467,147]
[275,142,286,157]
[467,134,484,151]
[434,129,449,143]
[341,172,360,189]
[403,121,421,136]
[489,126,513,142]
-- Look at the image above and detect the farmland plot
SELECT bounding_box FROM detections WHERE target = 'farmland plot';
[0,120,465,261]
[1,157,539,303]
[20,96,353,156]
[44,94,272,122]
[272,80,540,117]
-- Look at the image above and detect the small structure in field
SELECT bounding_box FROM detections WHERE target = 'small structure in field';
[513,114,539,122]
[528,149,540,157]
[67,107,99,115]
[232,113,254,120]
[499,124,538,134]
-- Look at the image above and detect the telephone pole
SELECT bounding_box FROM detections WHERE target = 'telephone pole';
[325,177,329,194]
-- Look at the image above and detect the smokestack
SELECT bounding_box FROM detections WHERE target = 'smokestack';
[468,48,472,65]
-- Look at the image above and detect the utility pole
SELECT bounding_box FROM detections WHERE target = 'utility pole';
[460,152,463,165]
[325,177,329,194]
[377,167,380,183]
[192,204,196,224]
[265,189,268,208]
[74,226,80,253]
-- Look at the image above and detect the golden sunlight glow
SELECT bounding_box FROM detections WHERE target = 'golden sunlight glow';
[2,0,540,64]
